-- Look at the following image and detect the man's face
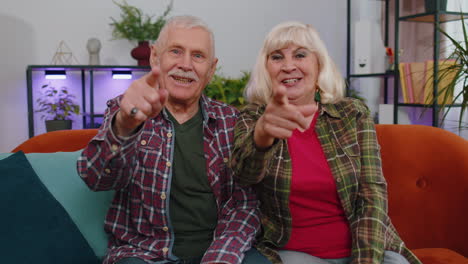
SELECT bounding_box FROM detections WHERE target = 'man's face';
[151,26,217,106]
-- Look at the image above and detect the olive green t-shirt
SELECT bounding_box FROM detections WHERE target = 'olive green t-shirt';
[167,109,218,259]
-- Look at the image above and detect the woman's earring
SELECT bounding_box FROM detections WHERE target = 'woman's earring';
[314,89,321,102]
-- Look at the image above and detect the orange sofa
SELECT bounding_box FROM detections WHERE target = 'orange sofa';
[12,125,468,263]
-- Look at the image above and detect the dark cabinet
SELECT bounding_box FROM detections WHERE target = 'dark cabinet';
[26,65,150,137]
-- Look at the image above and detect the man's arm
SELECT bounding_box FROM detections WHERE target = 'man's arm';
[201,181,260,264]
[77,68,166,191]
[77,97,141,191]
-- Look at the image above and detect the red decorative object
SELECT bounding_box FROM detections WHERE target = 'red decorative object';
[385,47,394,64]
[131,41,151,66]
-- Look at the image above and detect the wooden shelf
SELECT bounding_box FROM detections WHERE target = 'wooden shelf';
[396,103,464,107]
[349,71,396,78]
[400,12,468,23]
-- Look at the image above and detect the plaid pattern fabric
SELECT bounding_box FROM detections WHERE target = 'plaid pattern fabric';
[230,98,421,264]
[77,94,260,264]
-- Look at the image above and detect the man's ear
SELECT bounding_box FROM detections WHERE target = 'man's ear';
[150,44,159,68]
[208,57,218,79]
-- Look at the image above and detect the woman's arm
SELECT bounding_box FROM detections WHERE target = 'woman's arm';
[349,101,389,264]
[229,104,279,185]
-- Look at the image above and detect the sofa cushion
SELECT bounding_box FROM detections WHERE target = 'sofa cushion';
[0,150,114,259]
[412,248,468,264]
[0,151,100,264]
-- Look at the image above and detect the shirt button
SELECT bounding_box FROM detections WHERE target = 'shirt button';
[223,157,229,163]
[162,247,169,253]
[161,193,167,200]
[336,178,342,182]
[111,144,119,152]
[140,140,147,146]
[162,226,168,232]
[166,161,171,167]
[104,168,111,173]
[167,132,173,138]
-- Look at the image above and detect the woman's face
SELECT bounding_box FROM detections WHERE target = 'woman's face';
[266,44,319,105]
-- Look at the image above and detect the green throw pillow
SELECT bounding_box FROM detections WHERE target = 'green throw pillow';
[0,151,100,264]
[27,150,114,259]
[0,150,114,259]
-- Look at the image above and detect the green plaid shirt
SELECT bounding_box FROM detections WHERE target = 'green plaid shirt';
[230,98,421,264]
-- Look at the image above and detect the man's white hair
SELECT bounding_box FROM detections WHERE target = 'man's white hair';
[154,15,215,58]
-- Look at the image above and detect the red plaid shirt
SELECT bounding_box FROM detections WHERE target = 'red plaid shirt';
[77,95,260,264]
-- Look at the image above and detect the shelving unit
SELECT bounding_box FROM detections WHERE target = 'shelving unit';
[393,0,467,127]
[346,0,467,126]
[26,65,150,138]
[346,0,393,107]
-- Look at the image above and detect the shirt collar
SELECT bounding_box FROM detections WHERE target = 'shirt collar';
[319,102,341,119]
[161,94,215,122]
[200,94,217,122]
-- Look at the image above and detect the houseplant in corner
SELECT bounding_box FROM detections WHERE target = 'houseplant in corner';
[110,0,172,66]
[35,84,80,132]
[432,14,468,129]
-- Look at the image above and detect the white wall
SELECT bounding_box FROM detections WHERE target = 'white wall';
[0,0,346,152]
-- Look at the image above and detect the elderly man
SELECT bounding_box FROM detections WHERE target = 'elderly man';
[78,16,263,264]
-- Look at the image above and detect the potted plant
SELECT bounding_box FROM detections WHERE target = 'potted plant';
[35,84,80,132]
[110,0,172,66]
[432,14,468,129]
[205,71,367,110]
[205,71,250,109]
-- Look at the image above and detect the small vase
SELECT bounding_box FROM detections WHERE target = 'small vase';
[131,41,151,66]
[45,120,72,132]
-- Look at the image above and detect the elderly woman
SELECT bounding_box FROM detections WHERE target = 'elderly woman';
[230,21,422,264]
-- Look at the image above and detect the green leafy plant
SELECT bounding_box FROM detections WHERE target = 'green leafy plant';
[345,78,367,103]
[206,73,366,109]
[347,88,367,103]
[35,84,80,121]
[205,71,250,108]
[110,0,172,42]
[433,14,468,128]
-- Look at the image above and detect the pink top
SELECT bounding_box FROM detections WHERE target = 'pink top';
[282,112,351,258]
